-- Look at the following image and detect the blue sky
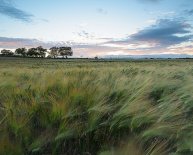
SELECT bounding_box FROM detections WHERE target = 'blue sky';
[0,0,193,57]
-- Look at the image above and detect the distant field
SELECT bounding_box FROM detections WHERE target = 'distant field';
[1,58,193,155]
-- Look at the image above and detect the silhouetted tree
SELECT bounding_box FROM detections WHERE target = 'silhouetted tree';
[1,49,14,56]
[94,56,98,60]
[0,46,73,58]
[26,46,47,57]
[49,47,59,58]
[15,48,27,57]
[58,47,73,58]
[36,46,47,58]
[27,48,37,57]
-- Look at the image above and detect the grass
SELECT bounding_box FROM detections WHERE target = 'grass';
[1,57,193,154]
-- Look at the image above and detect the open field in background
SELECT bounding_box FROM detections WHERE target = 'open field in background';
[1,58,193,155]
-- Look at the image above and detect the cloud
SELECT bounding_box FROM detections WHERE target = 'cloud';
[130,19,192,46]
[0,37,41,48]
[72,18,193,56]
[96,8,107,15]
[1,18,193,57]
[74,30,113,44]
[1,35,193,57]
[106,19,193,50]
[91,18,193,56]
[0,36,122,57]
[0,0,34,22]
[0,37,70,49]
[77,30,93,39]
[184,9,193,16]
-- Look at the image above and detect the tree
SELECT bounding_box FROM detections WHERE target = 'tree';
[26,46,47,57]
[15,48,27,57]
[1,49,14,56]
[49,47,59,58]
[94,56,98,60]
[36,46,47,58]
[27,48,37,57]
[58,47,73,58]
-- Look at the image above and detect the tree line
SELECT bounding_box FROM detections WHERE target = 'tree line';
[0,46,73,58]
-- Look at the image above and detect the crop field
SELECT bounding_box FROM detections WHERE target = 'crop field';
[0,58,193,155]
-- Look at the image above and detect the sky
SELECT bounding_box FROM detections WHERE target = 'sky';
[0,0,193,57]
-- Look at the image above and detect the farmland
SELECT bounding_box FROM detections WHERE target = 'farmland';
[0,58,193,155]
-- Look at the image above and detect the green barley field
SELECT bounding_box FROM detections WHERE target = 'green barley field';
[1,57,193,155]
